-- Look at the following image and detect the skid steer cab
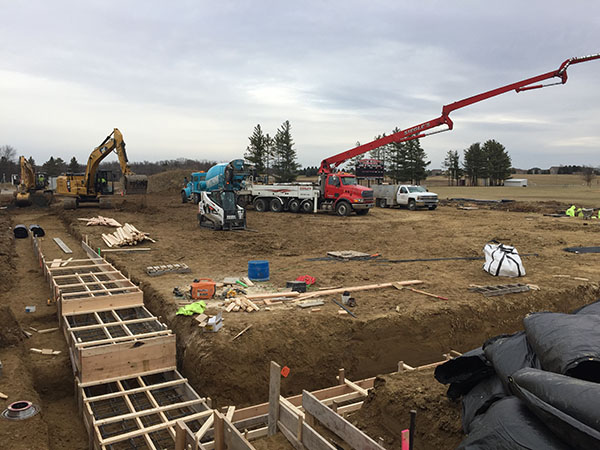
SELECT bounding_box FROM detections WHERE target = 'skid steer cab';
[198,190,246,231]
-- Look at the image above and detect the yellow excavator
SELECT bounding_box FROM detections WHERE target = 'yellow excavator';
[15,156,50,206]
[55,128,148,209]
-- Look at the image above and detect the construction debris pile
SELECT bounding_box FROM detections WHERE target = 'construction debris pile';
[78,215,122,227]
[435,301,600,449]
[101,223,155,247]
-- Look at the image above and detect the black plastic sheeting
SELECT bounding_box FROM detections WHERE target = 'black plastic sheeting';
[510,368,600,450]
[13,224,28,239]
[434,347,494,399]
[461,374,507,433]
[524,312,600,382]
[436,299,600,449]
[483,332,541,388]
[457,397,571,450]
[28,224,44,237]
[564,246,600,253]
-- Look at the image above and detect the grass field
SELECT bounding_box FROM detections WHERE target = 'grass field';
[425,174,600,205]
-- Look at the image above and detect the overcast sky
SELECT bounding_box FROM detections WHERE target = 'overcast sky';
[1,1,599,170]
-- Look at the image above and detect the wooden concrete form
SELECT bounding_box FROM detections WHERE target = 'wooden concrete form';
[78,368,211,450]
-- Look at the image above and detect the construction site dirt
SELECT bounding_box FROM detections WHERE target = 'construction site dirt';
[1,178,600,449]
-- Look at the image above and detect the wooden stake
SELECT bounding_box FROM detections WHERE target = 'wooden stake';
[231,325,252,341]
[338,368,345,386]
[214,411,225,450]
[175,420,186,450]
[268,361,281,436]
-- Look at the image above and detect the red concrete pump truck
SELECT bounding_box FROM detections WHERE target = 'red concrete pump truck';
[249,53,600,216]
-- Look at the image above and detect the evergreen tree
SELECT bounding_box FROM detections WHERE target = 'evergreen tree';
[344,141,363,172]
[41,157,67,177]
[386,128,407,182]
[245,124,269,175]
[27,156,36,169]
[264,133,274,183]
[401,138,430,184]
[68,156,81,173]
[482,139,511,186]
[443,150,463,185]
[369,133,389,169]
[463,142,487,186]
[272,120,300,182]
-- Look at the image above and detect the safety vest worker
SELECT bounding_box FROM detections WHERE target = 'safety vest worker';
[566,205,576,217]
[577,207,583,217]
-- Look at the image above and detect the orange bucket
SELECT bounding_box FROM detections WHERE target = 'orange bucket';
[190,278,216,300]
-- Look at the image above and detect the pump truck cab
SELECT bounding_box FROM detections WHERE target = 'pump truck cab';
[248,172,373,216]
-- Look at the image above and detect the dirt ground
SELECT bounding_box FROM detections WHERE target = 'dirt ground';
[2,173,600,449]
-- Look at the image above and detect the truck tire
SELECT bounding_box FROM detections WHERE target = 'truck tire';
[288,198,301,213]
[254,198,267,212]
[408,199,416,211]
[335,201,351,217]
[300,200,313,213]
[181,191,188,203]
[429,205,437,210]
[270,198,283,212]
[376,198,387,208]
[356,209,369,216]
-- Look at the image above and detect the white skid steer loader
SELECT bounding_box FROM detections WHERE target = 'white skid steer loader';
[197,190,246,231]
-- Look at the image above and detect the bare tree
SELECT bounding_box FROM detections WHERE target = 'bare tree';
[0,145,16,161]
[582,166,597,187]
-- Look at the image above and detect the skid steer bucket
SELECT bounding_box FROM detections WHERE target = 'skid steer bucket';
[122,175,148,195]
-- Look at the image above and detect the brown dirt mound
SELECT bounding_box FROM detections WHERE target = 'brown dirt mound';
[0,211,16,293]
[0,305,23,348]
[353,371,462,450]
[147,169,191,194]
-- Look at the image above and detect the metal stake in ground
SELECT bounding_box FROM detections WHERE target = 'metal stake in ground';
[409,409,417,450]
[332,299,357,318]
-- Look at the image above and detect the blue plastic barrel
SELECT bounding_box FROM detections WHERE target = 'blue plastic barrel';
[248,260,270,281]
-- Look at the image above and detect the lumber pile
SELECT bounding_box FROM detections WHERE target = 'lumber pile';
[78,216,122,227]
[223,297,261,313]
[101,223,156,247]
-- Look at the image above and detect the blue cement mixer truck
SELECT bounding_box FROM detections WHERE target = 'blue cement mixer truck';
[181,159,250,203]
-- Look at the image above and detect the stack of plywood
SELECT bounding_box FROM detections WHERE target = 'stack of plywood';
[101,223,155,247]
[78,216,122,227]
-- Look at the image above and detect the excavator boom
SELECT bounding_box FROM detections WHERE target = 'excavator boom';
[319,53,600,173]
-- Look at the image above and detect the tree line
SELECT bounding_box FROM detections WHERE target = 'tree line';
[443,140,512,186]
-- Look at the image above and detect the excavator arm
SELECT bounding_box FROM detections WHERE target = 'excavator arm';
[319,53,600,174]
[84,128,147,194]
[18,156,36,193]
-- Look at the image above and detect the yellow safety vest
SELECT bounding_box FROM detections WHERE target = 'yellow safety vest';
[566,205,576,217]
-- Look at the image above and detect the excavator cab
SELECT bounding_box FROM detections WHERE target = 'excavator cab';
[95,170,114,195]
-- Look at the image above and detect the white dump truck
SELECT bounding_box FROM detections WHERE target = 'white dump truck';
[371,184,438,210]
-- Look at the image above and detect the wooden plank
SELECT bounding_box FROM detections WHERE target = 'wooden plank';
[84,378,187,403]
[343,379,369,397]
[175,420,187,450]
[296,280,423,301]
[278,421,304,450]
[195,414,214,442]
[53,237,73,254]
[268,361,281,436]
[94,398,205,426]
[301,421,337,450]
[60,291,144,315]
[214,411,225,450]
[246,291,300,300]
[224,415,257,450]
[78,335,176,383]
[302,390,384,450]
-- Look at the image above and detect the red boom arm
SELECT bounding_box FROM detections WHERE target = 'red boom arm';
[319,53,600,174]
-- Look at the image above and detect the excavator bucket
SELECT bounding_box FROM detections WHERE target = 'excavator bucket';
[122,175,148,195]
[15,192,31,207]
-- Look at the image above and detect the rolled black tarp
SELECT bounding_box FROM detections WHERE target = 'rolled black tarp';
[28,224,45,237]
[457,396,571,450]
[13,224,28,239]
[434,347,494,399]
[483,331,541,388]
[524,312,600,382]
[510,368,600,450]
[461,374,507,433]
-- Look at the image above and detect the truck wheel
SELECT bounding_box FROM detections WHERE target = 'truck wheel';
[335,201,351,217]
[377,198,387,208]
[300,200,313,213]
[181,191,188,203]
[356,209,369,216]
[429,205,437,210]
[288,198,300,213]
[408,199,416,211]
[253,198,267,212]
[270,198,283,212]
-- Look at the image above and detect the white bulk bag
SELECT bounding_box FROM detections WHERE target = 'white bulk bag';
[483,242,525,277]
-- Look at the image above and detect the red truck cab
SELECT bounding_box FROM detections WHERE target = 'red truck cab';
[321,173,374,216]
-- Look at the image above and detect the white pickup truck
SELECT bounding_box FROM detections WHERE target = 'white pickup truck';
[371,184,438,210]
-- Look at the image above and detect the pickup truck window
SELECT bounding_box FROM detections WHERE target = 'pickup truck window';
[340,177,357,186]
[400,187,408,194]
[408,186,427,193]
